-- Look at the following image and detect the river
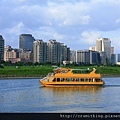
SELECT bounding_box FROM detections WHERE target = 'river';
[0,77,120,113]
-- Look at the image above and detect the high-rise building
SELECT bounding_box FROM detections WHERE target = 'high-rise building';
[48,40,61,63]
[96,38,111,62]
[33,39,71,64]
[89,46,96,51]
[76,50,91,64]
[99,51,107,65]
[20,49,33,63]
[115,54,120,65]
[76,50,101,65]
[0,35,4,61]
[19,34,35,52]
[67,47,70,61]
[33,40,48,63]
[111,54,116,65]
[70,50,76,62]
[47,40,70,64]
[4,45,20,63]
[111,47,114,54]
[61,44,68,61]
[92,51,101,65]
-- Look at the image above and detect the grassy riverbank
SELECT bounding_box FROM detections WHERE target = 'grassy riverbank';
[0,65,120,78]
[0,66,53,77]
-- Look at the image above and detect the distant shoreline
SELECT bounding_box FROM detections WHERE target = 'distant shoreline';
[0,75,45,79]
[0,77,41,80]
[0,74,120,79]
[102,74,120,77]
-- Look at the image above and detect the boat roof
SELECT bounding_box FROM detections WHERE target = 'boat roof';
[53,67,95,71]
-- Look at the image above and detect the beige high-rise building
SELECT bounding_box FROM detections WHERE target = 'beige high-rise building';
[33,40,48,63]
[96,38,111,61]
[111,47,114,54]
[20,49,33,63]
[89,46,96,51]
[4,45,20,63]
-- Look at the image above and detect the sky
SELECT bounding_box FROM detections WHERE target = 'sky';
[0,0,120,53]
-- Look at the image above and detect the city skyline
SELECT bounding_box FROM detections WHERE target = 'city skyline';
[1,33,116,53]
[2,34,120,65]
[0,0,120,53]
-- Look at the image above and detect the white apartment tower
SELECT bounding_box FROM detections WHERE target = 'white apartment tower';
[33,40,48,63]
[48,40,61,63]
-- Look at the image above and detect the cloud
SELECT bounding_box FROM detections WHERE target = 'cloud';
[81,31,101,45]
[9,22,24,34]
[0,0,120,53]
[1,22,26,48]
[12,0,28,3]
[116,18,120,24]
[48,1,91,26]
[61,15,91,26]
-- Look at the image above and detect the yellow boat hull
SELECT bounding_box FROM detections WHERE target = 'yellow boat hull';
[40,81,104,87]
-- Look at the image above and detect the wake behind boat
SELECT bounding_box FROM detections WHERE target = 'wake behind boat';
[39,67,105,87]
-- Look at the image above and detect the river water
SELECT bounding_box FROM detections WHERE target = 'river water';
[0,77,120,113]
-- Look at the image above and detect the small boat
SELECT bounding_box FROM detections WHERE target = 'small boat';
[39,67,105,87]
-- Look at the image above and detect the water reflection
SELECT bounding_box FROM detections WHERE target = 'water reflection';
[41,86,103,94]
[40,86,103,112]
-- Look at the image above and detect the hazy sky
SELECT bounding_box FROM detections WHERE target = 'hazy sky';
[0,0,120,53]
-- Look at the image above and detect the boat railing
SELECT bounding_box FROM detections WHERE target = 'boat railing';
[40,77,47,81]
[47,73,55,77]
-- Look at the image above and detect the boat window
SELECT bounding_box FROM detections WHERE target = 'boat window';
[81,78,84,82]
[71,78,74,81]
[85,78,89,82]
[95,78,100,82]
[66,78,69,82]
[57,78,60,82]
[89,78,91,82]
[76,78,79,82]
[61,78,65,82]
[53,78,56,82]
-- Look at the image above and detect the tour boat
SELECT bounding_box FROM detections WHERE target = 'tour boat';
[40,67,105,87]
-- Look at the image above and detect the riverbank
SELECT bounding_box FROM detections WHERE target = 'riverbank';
[0,65,120,79]
[0,74,120,79]
[0,77,41,79]
[0,75,46,79]
[102,74,120,78]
